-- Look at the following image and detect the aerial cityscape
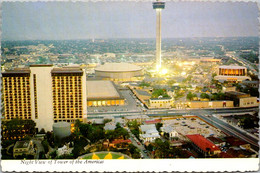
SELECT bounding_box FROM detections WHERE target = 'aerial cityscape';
[1,1,259,161]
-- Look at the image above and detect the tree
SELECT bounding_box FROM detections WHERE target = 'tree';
[128,144,141,159]
[104,119,112,124]
[45,131,54,148]
[152,89,169,98]
[49,150,57,159]
[41,140,49,153]
[39,128,46,134]
[200,93,210,99]
[2,119,36,140]
[147,144,154,151]
[156,123,163,132]
[186,92,194,101]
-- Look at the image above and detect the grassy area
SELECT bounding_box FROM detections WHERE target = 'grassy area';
[82,152,128,159]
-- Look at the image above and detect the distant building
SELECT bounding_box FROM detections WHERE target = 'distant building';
[225,91,258,107]
[214,65,251,82]
[160,125,178,139]
[242,80,259,88]
[187,100,233,109]
[104,122,116,131]
[103,139,132,148]
[149,97,173,108]
[57,144,73,156]
[225,136,251,150]
[95,63,143,81]
[144,119,161,125]
[2,64,87,132]
[13,140,35,158]
[86,80,125,106]
[222,86,236,92]
[206,136,226,147]
[140,124,160,143]
[124,115,150,124]
[186,134,221,156]
[133,89,152,104]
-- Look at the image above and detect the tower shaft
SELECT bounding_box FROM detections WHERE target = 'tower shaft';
[156,9,162,71]
[153,1,165,71]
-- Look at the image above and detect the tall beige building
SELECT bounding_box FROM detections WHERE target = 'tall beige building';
[2,65,87,132]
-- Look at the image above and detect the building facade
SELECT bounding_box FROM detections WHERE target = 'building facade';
[86,80,125,106]
[2,65,87,132]
[214,65,251,82]
[149,97,173,108]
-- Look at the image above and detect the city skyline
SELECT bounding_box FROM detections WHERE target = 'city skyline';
[2,1,259,40]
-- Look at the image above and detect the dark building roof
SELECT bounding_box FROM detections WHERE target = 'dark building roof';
[150,97,172,100]
[135,89,151,97]
[30,64,53,67]
[207,136,224,144]
[225,91,250,98]
[225,136,248,147]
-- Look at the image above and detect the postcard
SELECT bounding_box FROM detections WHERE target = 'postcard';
[1,0,259,172]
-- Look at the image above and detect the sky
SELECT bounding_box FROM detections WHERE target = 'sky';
[2,1,259,40]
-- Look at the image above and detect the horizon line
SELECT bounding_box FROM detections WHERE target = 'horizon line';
[2,36,259,42]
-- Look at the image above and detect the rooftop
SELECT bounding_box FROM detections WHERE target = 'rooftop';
[150,97,172,100]
[135,89,151,97]
[186,134,220,152]
[14,140,31,149]
[140,124,157,133]
[86,80,124,100]
[225,136,248,146]
[144,119,161,124]
[51,67,83,74]
[219,65,247,69]
[225,91,250,97]
[30,64,53,67]
[2,69,30,74]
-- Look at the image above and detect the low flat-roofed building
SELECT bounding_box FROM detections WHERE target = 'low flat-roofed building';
[225,136,251,150]
[242,80,259,88]
[134,89,151,101]
[13,140,35,158]
[186,134,221,156]
[187,100,233,108]
[86,80,125,106]
[149,97,173,109]
[207,136,226,147]
[225,91,250,98]
[239,97,258,107]
[225,91,257,107]
[124,115,150,124]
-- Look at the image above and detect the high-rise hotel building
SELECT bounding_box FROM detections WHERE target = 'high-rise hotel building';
[2,65,87,132]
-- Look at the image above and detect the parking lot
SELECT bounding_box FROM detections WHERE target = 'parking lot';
[87,89,143,113]
[162,117,226,138]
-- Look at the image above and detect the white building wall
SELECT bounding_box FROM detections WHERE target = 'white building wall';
[30,66,54,132]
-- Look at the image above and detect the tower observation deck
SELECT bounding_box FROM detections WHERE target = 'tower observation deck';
[153,1,165,71]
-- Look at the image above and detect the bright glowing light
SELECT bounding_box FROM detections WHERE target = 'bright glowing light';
[160,68,168,75]
[181,72,186,76]
[178,62,183,66]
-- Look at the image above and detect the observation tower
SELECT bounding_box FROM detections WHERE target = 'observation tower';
[153,0,165,71]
